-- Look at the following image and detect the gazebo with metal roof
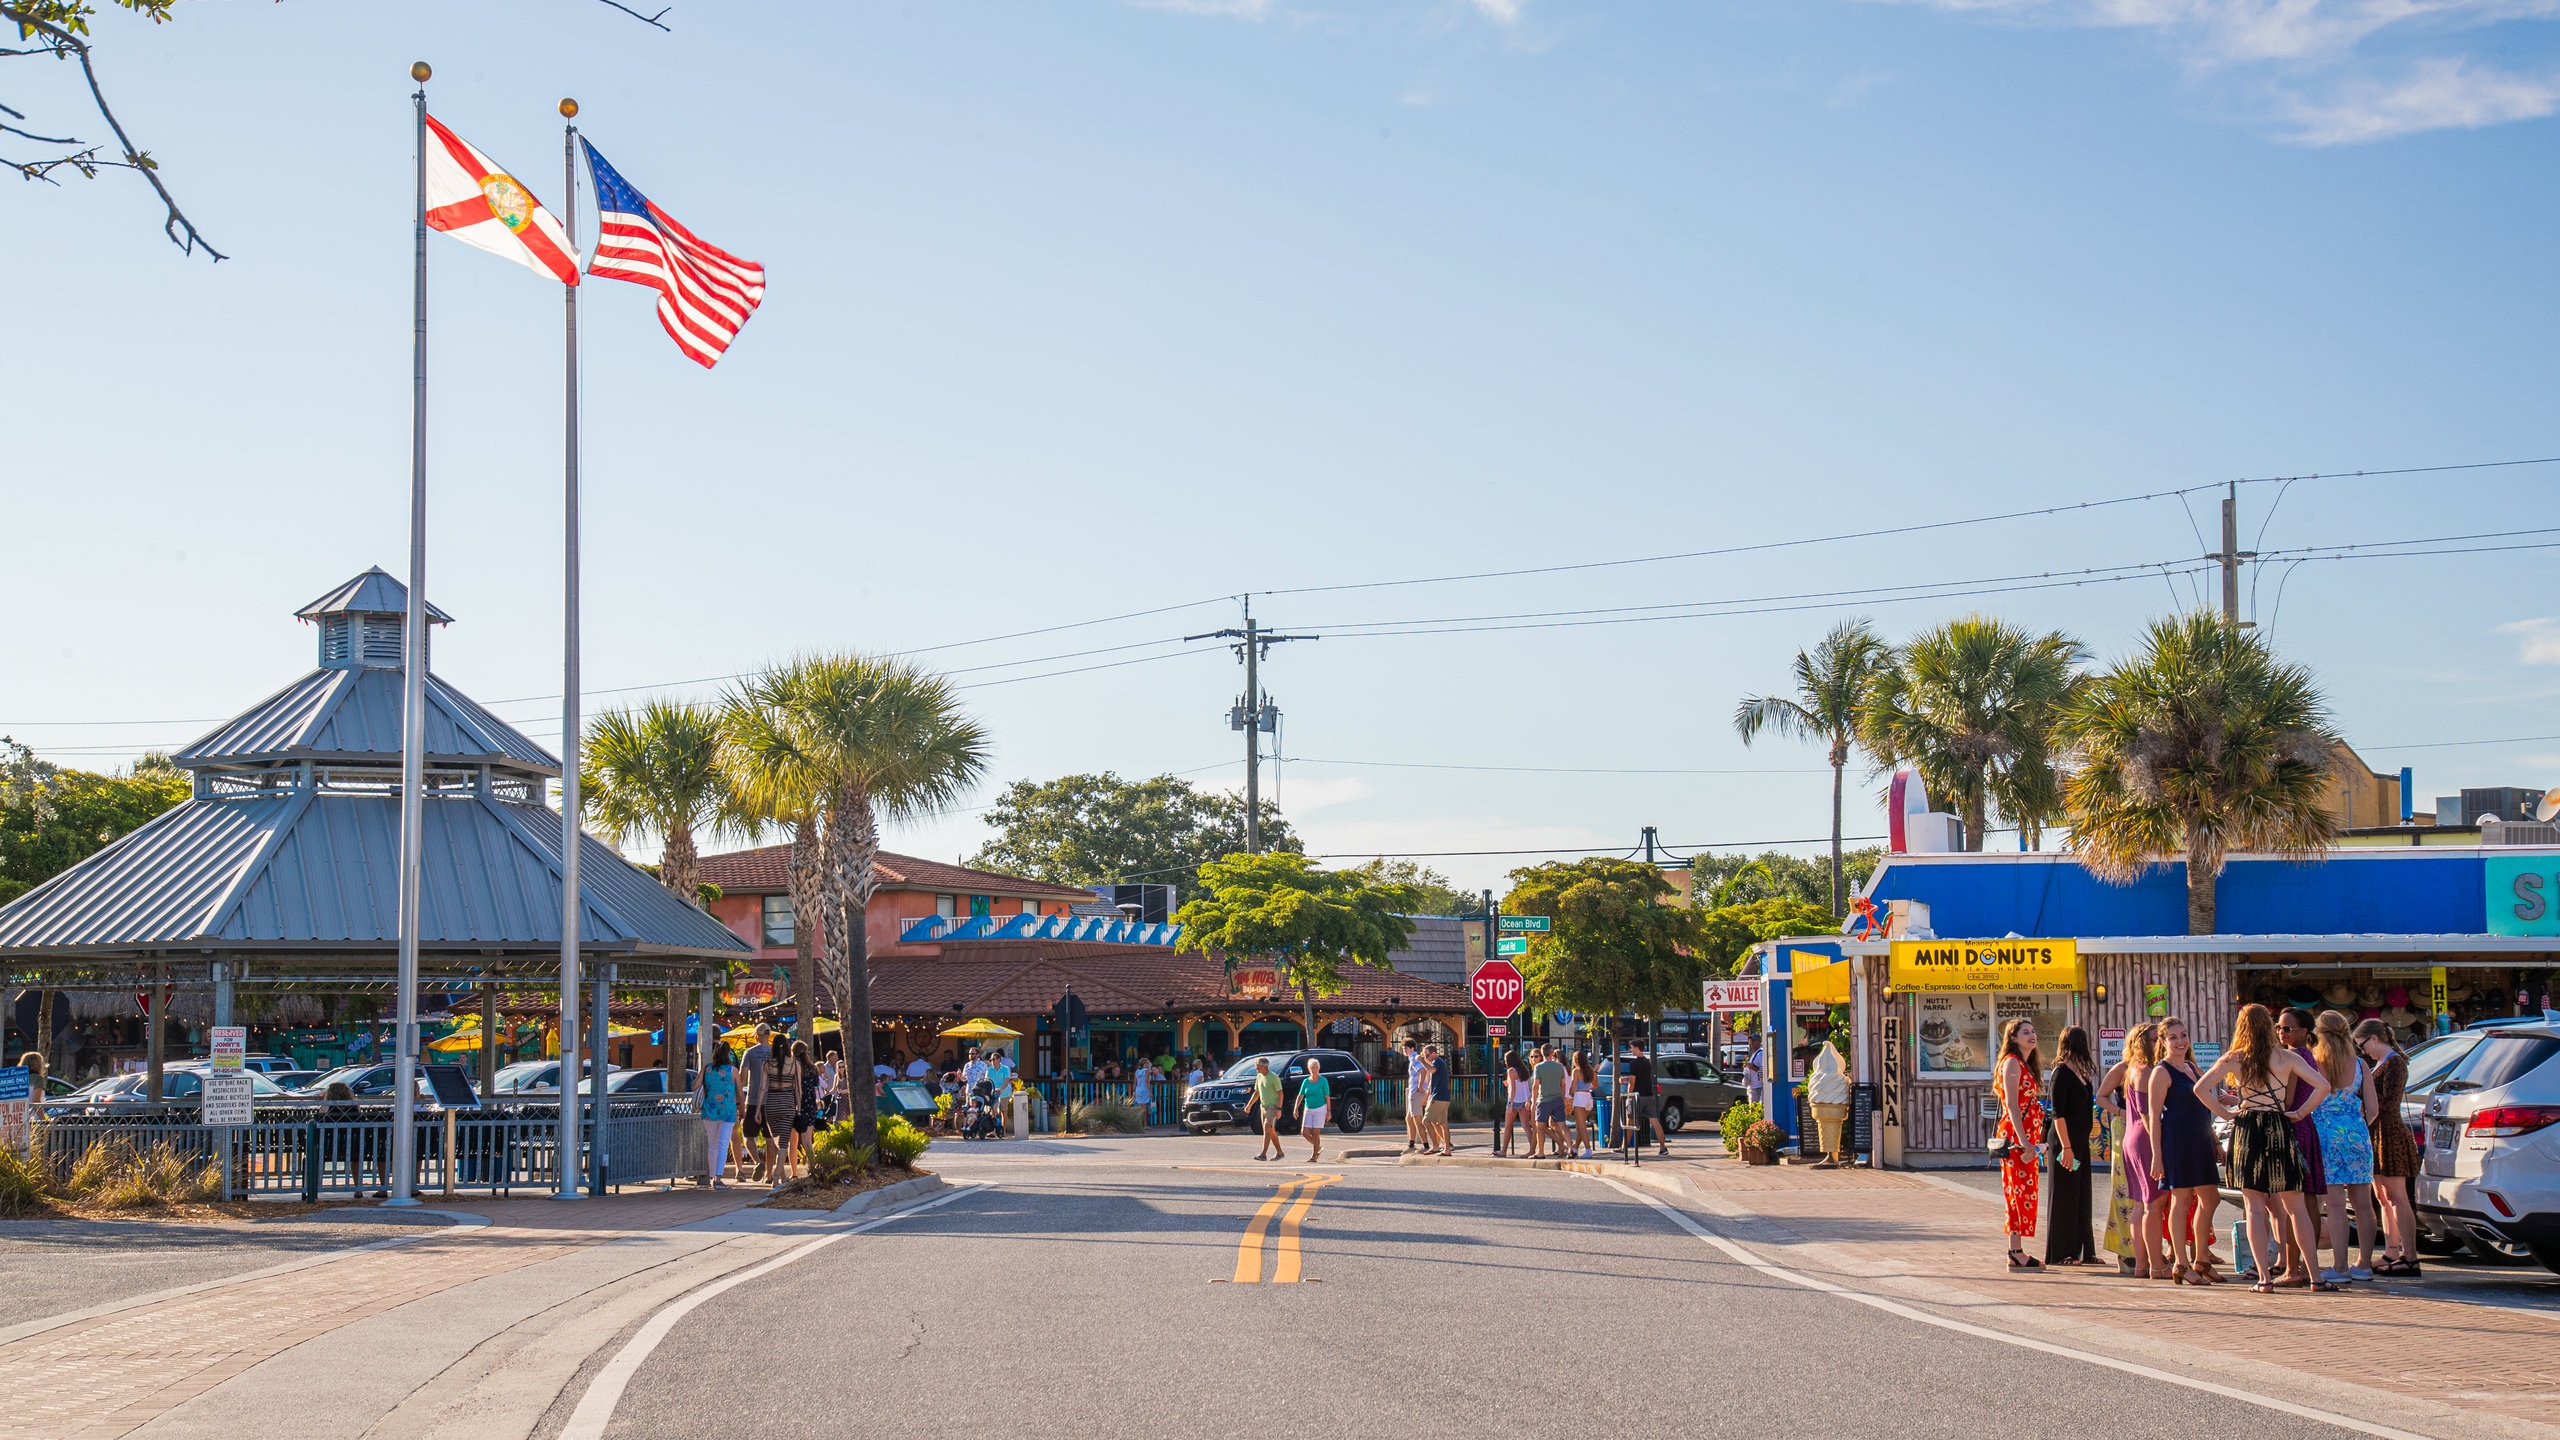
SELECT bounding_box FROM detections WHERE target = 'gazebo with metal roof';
[0,569,751,1088]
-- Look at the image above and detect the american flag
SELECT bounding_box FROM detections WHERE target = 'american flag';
[579,138,765,367]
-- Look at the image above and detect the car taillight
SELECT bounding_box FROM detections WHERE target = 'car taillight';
[2465,1105,2560,1138]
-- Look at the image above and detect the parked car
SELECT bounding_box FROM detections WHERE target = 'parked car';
[51,1065,302,1113]
[238,1055,300,1077]
[1180,1049,1372,1135]
[270,1070,324,1092]
[287,1063,429,1102]
[1649,1052,1745,1133]
[576,1068,665,1095]
[494,1059,617,1095]
[2416,1022,2560,1274]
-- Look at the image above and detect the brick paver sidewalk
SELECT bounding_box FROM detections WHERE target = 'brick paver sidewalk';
[1607,1153,2560,1436]
[0,1184,768,1440]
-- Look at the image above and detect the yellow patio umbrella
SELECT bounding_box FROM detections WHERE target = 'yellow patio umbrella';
[425,1024,486,1053]
[940,1018,1021,1039]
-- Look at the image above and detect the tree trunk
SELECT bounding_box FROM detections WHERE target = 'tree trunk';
[1827,756,1845,919]
[788,819,821,1043]
[2186,839,2216,936]
[828,787,884,1153]
[659,823,701,908]
[1300,970,1316,1049]
[34,989,52,1079]
[1962,787,1988,852]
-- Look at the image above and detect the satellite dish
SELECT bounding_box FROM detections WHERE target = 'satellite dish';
[2537,786,2560,824]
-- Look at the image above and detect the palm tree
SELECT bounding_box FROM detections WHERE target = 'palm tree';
[1860,616,2086,852]
[726,655,989,1150]
[1734,619,1891,916]
[581,699,743,906]
[2060,612,2337,935]
[722,700,828,1042]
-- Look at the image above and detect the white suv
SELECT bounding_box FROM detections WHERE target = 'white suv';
[2416,1022,2560,1276]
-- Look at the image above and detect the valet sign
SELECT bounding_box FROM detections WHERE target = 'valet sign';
[1888,939,2082,993]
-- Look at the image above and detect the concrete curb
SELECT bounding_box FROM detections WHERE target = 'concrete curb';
[1397,1151,1704,1204]
[830,1174,945,1217]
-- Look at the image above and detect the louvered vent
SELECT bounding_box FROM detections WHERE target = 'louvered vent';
[361,616,406,667]
[320,616,354,666]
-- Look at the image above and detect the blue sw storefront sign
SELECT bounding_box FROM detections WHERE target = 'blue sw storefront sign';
[2487,855,2560,937]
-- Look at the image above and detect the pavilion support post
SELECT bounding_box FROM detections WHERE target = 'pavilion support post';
[698,984,717,1068]
[212,962,233,1030]
[480,987,499,1096]
[146,961,167,1103]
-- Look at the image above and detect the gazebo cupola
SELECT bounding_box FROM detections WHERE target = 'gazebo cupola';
[298,565,451,671]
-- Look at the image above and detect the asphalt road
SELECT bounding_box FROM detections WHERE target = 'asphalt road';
[589,1145,2370,1440]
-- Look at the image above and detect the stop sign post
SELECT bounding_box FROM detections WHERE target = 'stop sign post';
[1472,959,1524,1020]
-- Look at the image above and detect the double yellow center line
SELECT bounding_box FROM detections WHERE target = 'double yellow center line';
[1234,1173,1340,1284]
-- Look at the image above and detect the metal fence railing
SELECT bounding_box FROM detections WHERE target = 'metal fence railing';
[34,1099,704,1198]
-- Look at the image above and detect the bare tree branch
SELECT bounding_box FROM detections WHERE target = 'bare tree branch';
[592,0,671,29]
[2,0,222,259]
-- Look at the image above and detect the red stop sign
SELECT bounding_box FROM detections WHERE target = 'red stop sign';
[1472,959,1524,1019]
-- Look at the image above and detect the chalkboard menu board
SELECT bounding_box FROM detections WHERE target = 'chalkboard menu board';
[1795,1091,1815,1152]
[1850,1081,1876,1158]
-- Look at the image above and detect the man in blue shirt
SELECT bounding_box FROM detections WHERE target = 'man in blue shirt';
[1423,1043,1452,1155]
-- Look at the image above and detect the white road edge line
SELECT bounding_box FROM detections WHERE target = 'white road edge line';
[558,1181,990,1440]
[1592,1177,2432,1440]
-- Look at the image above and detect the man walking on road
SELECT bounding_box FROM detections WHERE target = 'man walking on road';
[1252,1056,1285,1161]
[1532,1045,1568,1158]
[740,1024,774,1181]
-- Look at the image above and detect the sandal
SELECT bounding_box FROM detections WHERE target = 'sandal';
[2253,1277,2276,1294]
[2006,1252,2042,1270]
[2310,1279,2342,1292]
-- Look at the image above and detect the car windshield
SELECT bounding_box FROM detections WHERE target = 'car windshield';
[1221,1053,1292,1081]
[2443,1034,2560,1093]
[2404,1034,2480,1094]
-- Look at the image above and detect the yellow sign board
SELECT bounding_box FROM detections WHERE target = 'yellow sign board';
[1888,939,2081,993]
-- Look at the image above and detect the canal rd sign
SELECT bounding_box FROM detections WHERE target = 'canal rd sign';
[1700,978,1763,1012]
[1472,959,1525,1018]
[1496,915,1551,933]
[1495,936,1530,956]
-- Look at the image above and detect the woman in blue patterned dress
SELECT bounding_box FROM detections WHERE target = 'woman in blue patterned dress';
[2310,1010,2378,1279]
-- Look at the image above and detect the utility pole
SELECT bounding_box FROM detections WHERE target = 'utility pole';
[2205,481,2255,626]
[1186,597,1317,853]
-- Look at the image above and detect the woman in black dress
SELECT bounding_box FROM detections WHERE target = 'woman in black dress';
[2147,1017,2226,1284]
[2043,1026,2102,1266]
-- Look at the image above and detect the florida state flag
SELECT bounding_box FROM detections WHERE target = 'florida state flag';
[422,114,579,285]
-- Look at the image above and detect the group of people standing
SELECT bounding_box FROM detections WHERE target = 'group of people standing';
[1992,1003,2424,1288]
[694,1022,842,1189]
[1499,1045,1605,1158]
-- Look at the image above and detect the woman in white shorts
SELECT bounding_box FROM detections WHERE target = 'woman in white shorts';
[1571,1053,1597,1157]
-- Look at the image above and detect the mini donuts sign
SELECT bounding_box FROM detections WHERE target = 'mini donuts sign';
[1888,939,2082,993]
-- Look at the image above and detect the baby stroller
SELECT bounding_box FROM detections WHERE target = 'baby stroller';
[960,1080,1005,1140]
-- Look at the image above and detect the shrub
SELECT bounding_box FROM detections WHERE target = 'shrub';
[875,1114,931,1168]
[58,1137,218,1210]
[0,1146,56,1217]
[1065,1095,1145,1135]
[1740,1119,1786,1156]
[1718,1101,1765,1156]
[806,1125,876,1184]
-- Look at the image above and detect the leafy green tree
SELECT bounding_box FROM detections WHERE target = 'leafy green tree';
[1348,858,1478,917]
[1506,859,1704,1021]
[1860,616,2086,851]
[1734,619,1892,917]
[1686,848,1881,910]
[966,772,1295,891]
[1693,897,1838,978]
[1175,851,1418,1042]
[581,699,745,908]
[722,655,990,1150]
[0,740,188,905]
[2061,612,2338,935]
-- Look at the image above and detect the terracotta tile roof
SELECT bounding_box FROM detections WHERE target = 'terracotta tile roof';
[866,943,1471,1017]
[695,845,1095,901]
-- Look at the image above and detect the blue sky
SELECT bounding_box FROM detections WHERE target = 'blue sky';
[7,0,2559,890]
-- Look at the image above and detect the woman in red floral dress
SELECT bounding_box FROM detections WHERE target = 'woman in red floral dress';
[1993,1017,2045,1270]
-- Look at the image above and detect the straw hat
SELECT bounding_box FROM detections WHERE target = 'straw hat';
[2357,984,2384,1009]
[2324,981,2357,1007]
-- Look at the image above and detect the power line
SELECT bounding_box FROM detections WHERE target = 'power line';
[1289,757,1828,775]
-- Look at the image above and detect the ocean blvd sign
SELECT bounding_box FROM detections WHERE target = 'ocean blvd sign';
[1888,939,2082,993]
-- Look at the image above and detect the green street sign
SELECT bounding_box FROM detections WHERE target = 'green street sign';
[1497,915,1551,933]
[1495,936,1530,956]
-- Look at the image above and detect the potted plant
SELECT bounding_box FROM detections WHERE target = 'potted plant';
[1739,1119,1785,1165]
[1718,1100,1764,1159]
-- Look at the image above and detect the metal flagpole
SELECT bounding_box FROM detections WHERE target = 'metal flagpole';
[388,60,434,1208]
[554,98,587,1202]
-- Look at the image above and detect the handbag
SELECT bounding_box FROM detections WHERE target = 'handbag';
[1986,1134,2012,1160]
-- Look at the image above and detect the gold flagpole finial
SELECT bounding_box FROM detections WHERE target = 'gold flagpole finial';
[560,98,579,119]
[410,61,431,83]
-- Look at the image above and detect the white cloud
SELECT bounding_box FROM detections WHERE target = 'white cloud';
[2497,615,2560,664]
[1135,0,1276,17]
[1467,0,1528,22]
[1880,0,2560,140]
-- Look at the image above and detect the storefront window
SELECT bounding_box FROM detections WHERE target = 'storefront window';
[1912,992,2074,1079]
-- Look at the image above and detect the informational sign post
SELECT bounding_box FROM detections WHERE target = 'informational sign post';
[0,1066,29,1157]
[1700,978,1763,1012]
[1495,936,1530,957]
[211,1026,246,1073]
[1496,915,1551,934]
